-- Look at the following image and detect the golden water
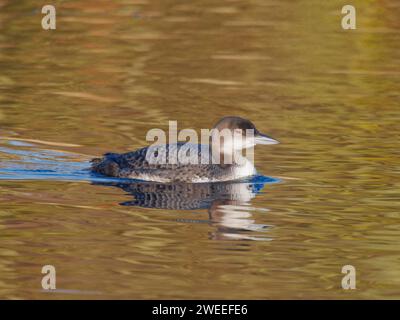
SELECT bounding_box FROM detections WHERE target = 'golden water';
[0,0,399,299]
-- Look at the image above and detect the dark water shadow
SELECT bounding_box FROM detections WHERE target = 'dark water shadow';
[94,175,279,240]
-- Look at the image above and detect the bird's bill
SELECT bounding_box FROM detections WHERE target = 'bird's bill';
[254,133,279,145]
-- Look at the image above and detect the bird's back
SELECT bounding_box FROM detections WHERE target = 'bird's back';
[91,143,232,182]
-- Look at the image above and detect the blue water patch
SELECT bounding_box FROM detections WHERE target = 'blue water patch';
[7,140,35,147]
[249,174,280,184]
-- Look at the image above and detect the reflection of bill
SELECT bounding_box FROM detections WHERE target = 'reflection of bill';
[94,176,278,241]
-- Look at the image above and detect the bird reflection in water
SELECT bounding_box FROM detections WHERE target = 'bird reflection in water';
[93,175,279,241]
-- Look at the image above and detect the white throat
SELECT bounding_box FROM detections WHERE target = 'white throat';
[232,158,256,179]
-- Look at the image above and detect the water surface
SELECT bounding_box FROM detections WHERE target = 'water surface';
[0,0,399,299]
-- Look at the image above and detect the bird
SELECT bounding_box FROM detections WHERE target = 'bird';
[91,116,278,183]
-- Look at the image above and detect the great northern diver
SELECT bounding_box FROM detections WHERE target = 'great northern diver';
[91,116,278,183]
